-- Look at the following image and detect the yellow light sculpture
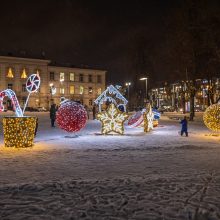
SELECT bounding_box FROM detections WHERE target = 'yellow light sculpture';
[203,103,220,132]
[143,105,154,132]
[97,103,129,134]
[3,116,37,147]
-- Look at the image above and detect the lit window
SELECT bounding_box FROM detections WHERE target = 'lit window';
[79,74,84,82]
[7,67,14,78]
[70,73,75,81]
[70,85,75,94]
[60,88,65,94]
[80,86,84,94]
[60,72,65,82]
[8,83,13,89]
[21,68,27,79]
[97,75,101,83]
[88,74,92,83]
[89,87,93,94]
[97,88,102,95]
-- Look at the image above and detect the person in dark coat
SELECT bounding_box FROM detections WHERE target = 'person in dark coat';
[50,103,57,127]
[180,116,188,136]
[92,104,96,120]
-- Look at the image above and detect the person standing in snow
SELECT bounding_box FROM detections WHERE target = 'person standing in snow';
[180,116,188,137]
[50,103,57,127]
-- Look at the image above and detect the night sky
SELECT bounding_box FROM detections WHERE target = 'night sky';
[0,0,194,85]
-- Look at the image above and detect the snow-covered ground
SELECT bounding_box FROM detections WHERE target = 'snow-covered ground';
[0,112,220,219]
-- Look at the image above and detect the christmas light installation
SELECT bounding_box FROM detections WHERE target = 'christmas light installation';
[0,89,23,117]
[128,111,143,128]
[203,102,220,132]
[142,105,154,132]
[56,100,87,132]
[94,85,128,112]
[23,73,41,114]
[0,73,40,147]
[3,116,37,147]
[97,103,129,135]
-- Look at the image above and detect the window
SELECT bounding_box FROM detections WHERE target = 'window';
[21,68,27,79]
[80,86,84,94]
[22,84,26,92]
[88,87,93,94]
[7,67,14,78]
[70,85,75,94]
[8,83,13,89]
[60,88,65,94]
[70,73,75,81]
[88,74,92,83]
[89,99,93,106]
[60,72,65,82]
[97,75,101,83]
[79,74,84,82]
[97,88,102,95]
[50,72,55,80]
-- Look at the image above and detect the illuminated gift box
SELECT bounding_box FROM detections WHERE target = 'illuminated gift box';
[3,116,37,148]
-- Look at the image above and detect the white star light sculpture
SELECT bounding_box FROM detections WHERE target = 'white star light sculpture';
[97,103,129,135]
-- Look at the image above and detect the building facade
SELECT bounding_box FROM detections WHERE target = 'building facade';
[0,56,106,110]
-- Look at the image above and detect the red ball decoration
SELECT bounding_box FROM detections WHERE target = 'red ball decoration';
[56,101,87,132]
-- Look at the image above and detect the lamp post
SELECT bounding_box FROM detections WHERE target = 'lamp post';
[140,77,148,103]
[125,82,131,100]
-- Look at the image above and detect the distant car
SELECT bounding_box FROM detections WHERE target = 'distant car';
[36,107,47,112]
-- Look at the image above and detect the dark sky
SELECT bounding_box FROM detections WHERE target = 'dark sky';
[0,0,180,84]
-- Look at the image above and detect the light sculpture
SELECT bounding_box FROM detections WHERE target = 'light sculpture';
[96,103,129,135]
[203,102,220,132]
[0,74,39,147]
[128,111,143,128]
[56,100,87,132]
[142,105,154,132]
[94,85,128,112]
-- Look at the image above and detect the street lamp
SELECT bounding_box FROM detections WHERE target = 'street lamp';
[125,82,131,101]
[140,77,148,102]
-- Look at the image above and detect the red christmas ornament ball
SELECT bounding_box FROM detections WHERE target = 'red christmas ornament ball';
[56,101,87,132]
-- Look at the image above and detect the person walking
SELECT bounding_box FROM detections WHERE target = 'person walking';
[92,104,96,120]
[180,116,188,137]
[50,103,57,127]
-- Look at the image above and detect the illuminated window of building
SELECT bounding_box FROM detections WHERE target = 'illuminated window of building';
[60,87,65,94]
[8,83,13,89]
[97,88,102,95]
[88,74,92,83]
[60,72,65,82]
[22,84,26,92]
[89,87,93,94]
[80,86,84,94]
[70,73,75,81]
[21,68,27,79]
[97,75,101,83]
[79,74,84,82]
[89,99,93,106]
[7,67,14,78]
[70,85,75,94]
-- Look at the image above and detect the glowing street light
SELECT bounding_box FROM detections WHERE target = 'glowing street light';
[125,82,131,101]
[140,77,148,102]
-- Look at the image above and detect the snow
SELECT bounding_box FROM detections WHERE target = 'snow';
[0,112,220,219]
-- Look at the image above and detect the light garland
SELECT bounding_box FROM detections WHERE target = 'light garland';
[3,116,37,147]
[97,103,129,135]
[94,85,128,112]
[203,103,220,132]
[56,101,87,132]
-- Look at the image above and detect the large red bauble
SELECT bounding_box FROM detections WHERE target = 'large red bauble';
[56,101,87,132]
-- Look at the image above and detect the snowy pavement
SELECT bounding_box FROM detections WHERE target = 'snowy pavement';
[0,112,220,219]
